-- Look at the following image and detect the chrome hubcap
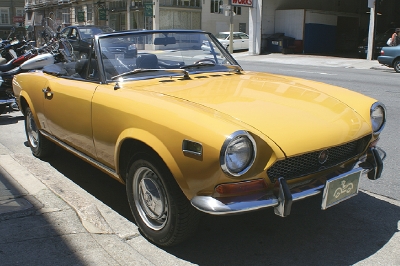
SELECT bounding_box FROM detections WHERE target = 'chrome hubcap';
[26,110,39,148]
[133,167,168,230]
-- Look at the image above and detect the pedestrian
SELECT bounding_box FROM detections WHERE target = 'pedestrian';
[389,28,400,46]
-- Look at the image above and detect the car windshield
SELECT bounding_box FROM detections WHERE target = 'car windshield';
[216,33,229,39]
[97,31,241,81]
[79,27,114,39]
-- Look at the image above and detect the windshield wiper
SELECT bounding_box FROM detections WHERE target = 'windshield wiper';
[180,62,215,69]
[111,68,189,80]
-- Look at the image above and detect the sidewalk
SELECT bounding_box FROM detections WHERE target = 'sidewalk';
[0,149,192,265]
[232,52,388,70]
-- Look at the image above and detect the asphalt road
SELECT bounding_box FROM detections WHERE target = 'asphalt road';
[0,63,399,265]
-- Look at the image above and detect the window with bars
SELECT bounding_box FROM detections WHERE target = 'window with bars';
[159,0,200,7]
[87,5,93,22]
[210,0,222,13]
[0,9,9,24]
[62,8,70,24]
[16,8,24,17]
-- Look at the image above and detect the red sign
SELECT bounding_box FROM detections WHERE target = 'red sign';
[231,0,253,7]
[13,16,24,23]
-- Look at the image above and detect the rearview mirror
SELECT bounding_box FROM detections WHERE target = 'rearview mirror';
[154,37,176,46]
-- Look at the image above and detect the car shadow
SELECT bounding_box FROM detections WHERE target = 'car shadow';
[45,147,399,265]
[0,112,24,125]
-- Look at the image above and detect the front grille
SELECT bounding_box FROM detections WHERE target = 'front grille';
[267,134,371,181]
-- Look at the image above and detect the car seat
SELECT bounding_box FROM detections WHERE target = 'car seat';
[75,59,98,80]
[136,54,158,69]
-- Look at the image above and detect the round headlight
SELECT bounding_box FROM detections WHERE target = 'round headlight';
[370,102,386,134]
[220,131,256,176]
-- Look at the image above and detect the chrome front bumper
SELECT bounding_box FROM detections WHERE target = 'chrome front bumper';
[191,147,386,217]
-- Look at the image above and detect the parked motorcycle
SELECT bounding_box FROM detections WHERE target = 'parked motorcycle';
[0,22,75,115]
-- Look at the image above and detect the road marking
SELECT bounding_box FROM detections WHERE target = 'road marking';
[282,69,337,76]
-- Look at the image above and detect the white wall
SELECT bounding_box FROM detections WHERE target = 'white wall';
[275,9,304,40]
[305,10,337,26]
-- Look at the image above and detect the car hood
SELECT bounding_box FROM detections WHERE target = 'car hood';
[133,71,372,156]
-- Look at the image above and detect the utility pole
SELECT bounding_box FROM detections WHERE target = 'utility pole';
[367,0,376,60]
[229,5,233,53]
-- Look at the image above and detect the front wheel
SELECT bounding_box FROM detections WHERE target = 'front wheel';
[126,153,200,247]
[393,59,400,73]
[25,106,55,158]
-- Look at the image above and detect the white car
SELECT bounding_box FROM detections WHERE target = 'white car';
[201,32,249,52]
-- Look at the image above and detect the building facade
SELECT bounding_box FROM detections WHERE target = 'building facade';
[0,0,26,39]
[1,0,397,55]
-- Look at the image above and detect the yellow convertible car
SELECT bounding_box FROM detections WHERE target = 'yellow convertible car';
[13,30,387,247]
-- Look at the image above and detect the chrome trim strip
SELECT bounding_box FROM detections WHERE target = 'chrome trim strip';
[0,98,16,104]
[40,130,120,180]
[182,139,203,157]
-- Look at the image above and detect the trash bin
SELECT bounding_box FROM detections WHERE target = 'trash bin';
[267,34,295,53]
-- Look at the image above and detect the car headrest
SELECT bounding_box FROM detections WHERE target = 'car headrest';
[136,54,158,69]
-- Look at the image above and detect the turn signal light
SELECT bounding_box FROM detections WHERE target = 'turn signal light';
[369,138,379,147]
[215,179,268,197]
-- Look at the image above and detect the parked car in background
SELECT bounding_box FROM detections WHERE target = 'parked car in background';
[377,45,400,72]
[357,28,394,58]
[202,31,249,52]
[13,29,387,247]
[61,25,138,59]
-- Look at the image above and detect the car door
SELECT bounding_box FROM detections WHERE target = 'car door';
[239,33,249,49]
[66,28,81,57]
[232,34,242,50]
[42,75,98,158]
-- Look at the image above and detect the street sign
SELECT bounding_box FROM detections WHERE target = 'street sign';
[13,16,24,23]
[220,5,231,10]
[231,0,253,7]
[144,3,153,17]
[77,11,85,22]
[99,8,107,21]
[368,0,375,8]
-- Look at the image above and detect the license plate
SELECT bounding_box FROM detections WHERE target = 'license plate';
[272,41,279,45]
[321,169,362,210]
[115,53,124,59]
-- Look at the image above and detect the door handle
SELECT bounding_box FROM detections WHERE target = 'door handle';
[42,87,53,99]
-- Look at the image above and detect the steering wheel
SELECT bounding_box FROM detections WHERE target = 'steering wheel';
[193,58,216,65]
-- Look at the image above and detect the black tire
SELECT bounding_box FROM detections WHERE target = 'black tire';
[0,104,6,115]
[394,59,400,73]
[25,106,55,158]
[126,153,200,247]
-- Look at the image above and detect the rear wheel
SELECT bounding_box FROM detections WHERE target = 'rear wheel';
[25,106,55,158]
[394,59,400,73]
[126,152,200,247]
